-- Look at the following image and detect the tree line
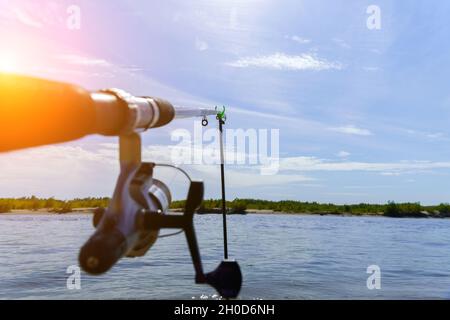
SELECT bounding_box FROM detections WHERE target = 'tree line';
[1,196,450,218]
[0,196,110,213]
[173,198,450,217]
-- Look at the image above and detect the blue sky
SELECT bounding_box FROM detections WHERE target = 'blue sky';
[2,0,450,204]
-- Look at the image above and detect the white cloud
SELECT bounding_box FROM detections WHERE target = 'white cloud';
[380,172,401,176]
[280,157,450,174]
[401,128,448,141]
[285,35,311,44]
[337,151,351,158]
[326,192,369,197]
[3,143,450,198]
[13,7,43,28]
[195,37,209,51]
[329,125,373,136]
[426,132,444,139]
[55,54,111,67]
[332,38,351,49]
[201,166,312,188]
[0,145,118,198]
[0,143,310,197]
[227,53,343,71]
[2,3,67,28]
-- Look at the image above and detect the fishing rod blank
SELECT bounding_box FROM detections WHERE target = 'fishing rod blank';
[199,107,242,298]
[174,106,217,119]
[217,111,228,259]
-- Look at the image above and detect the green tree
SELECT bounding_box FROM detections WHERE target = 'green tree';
[384,201,400,217]
[30,195,40,211]
[44,197,56,209]
[437,203,450,217]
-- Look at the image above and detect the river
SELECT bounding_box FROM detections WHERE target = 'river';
[1,213,450,299]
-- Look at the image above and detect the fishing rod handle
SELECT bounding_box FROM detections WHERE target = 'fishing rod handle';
[0,74,175,152]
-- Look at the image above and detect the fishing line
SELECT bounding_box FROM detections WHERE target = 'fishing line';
[158,230,184,238]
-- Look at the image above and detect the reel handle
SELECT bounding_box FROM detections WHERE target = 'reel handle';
[143,180,242,298]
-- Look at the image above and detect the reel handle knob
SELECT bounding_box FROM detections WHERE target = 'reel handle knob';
[206,260,242,299]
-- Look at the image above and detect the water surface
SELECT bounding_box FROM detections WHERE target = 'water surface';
[1,214,450,299]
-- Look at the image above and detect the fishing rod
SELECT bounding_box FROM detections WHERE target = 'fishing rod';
[0,74,242,298]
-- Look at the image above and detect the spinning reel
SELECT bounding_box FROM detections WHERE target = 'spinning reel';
[79,133,242,298]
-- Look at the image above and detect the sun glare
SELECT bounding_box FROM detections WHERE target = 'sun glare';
[0,52,19,73]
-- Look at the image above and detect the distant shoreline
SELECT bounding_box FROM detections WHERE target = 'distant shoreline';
[1,208,449,219]
[1,208,94,215]
[3,198,450,218]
